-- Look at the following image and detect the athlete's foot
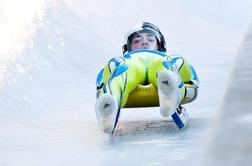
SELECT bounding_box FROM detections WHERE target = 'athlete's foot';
[158,70,180,117]
[95,93,119,133]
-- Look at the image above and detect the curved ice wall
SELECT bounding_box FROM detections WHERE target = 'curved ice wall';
[204,22,252,166]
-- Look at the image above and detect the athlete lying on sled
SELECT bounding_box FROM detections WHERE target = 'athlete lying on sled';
[95,22,199,133]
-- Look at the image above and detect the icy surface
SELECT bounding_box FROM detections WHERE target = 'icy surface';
[0,0,252,165]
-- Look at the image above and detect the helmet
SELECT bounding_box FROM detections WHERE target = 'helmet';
[122,22,166,54]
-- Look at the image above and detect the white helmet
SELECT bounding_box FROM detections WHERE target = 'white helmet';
[122,22,166,54]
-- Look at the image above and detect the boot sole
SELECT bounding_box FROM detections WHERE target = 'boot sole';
[95,93,118,133]
[158,70,179,117]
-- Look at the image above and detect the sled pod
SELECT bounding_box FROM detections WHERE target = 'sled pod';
[124,83,159,108]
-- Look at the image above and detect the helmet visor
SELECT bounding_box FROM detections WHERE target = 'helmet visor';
[128,29,161,51]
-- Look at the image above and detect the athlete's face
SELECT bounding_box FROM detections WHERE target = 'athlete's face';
[130,32,158,51]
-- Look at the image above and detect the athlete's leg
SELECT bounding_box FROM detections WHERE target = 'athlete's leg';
[167,56,199,128]
[148,56,185,117]
[96,57,131,133]
[95,56,145,133]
